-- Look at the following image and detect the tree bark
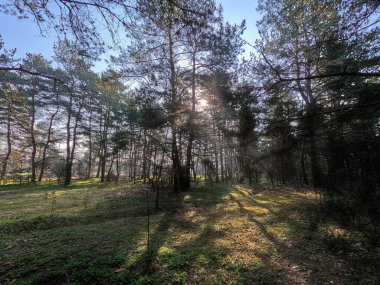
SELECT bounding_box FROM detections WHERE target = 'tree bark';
[168,13,185,192]
[39,91,59,181]
[30,92,37,183]
[184,52,197,189]
[64,92,73,186]
[1,104,12,182]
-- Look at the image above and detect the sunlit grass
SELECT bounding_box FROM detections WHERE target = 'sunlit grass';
[0,181,378,284]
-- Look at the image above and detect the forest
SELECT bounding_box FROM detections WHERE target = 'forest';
[0,0,379,284]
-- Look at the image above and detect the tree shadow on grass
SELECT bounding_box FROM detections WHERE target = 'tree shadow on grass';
[123,183,296,284]
[229,185,380,285]
[129,183,379,284]
[0,187,162,285]
[2,182,378,285]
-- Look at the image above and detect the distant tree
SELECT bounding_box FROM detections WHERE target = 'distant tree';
[54,40,97,185]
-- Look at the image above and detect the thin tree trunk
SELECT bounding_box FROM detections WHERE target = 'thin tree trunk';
[213,122,219,183]
[100,110,110,183]
[168,14,184,192]
[301,140,308,185]
[87,108,93,179]
[64,92,73,186]
[30,92,37,183]
[185,53,197,189]
[107,155,114,182]
[39,92,59,182]
[219,130,224,183]
[142,129,147,182]
[1,105,12,182]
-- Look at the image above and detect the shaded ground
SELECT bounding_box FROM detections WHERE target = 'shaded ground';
[0,181,379,284]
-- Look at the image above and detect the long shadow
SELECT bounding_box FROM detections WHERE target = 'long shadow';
[3,182,374,284]
[229,193,282,248]
[229,185,378,285]
[119,183,233,281]
[0,187,163,284]
[118,183,290,284]
[132,183,298,284]
[123,184,379,284]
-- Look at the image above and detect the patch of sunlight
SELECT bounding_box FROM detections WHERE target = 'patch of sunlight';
[47,190,71,197]
[236,216,252,226]
[184,209,197,218]
[325,224,349,236]
[167,232,200,248]
[213,238,230,248]
[212,218,231,229]
[232,184,250,191]
[252,197,276,205]
[125,250,144,268]
[158,246,174,255]
[219,204,239,212]
[267,224,292,237]
[293,191,315,198]
[72,178,100,185]
[230,252,263,267]
[244,206,269,214]
[229,192,239,199]
[195,254,210,265]
[183,194,191,201]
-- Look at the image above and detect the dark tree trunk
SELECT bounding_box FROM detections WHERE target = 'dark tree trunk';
[87,108,93,179]
[107,155,114,182]
[64,93,83,186]
[1,106,12,182]
[184,52,197,189]
[100,111,110,183]
[306,106,322,187]
[168,14,185,192]
[30,92,37,183]
[39,92,59,182]
[64,93,73,186]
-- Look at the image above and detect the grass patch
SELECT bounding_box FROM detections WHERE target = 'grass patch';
[1,181,379,284]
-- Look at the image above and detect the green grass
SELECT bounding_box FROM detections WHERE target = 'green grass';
[1,181,379,284]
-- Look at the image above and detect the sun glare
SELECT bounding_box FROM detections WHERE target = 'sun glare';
[199,99,208,107]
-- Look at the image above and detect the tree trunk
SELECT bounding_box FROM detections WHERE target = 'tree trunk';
[168,14,185,192]
[213,122,219,183]
[219,130,224,183]
[142,129,147,182]
[107,155,114,182]
[64,93,73,186]
[300,139,308,186]
[1,105,12,182]
[30,92,37,183]
[87,108,93,179]
[39,93,59,182]
[306,106,322,187]
[100,110,110,183]
[184,52,197,189]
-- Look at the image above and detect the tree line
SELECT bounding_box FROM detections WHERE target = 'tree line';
[0,0,379,237]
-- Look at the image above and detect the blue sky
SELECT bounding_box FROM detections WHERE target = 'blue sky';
[0,0,259,72]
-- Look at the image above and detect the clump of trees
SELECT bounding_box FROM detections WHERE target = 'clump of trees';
[1,0,379,238]
[0,1,248,191]
[254,0,380,239]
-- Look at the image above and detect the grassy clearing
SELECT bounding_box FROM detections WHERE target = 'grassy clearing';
[0,181,379,284]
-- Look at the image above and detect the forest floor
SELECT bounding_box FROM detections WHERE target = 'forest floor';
[0,180,379,285]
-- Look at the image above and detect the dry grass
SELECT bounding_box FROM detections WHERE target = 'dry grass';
[0,181,379,284]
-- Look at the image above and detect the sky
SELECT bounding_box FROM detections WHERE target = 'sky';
[0,0,259,72]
